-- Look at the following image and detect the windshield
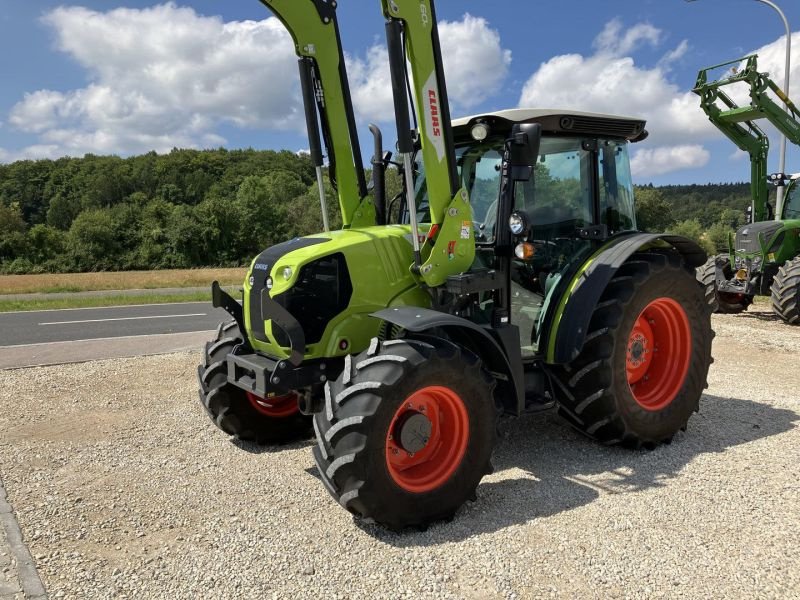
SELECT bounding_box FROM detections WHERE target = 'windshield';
[410,141,503,242]
[785,180,800,219]
[408,134,637,239]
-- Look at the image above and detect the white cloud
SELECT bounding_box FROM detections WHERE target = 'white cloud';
[748,32,800,98]
[438,15,512,108]
[349,14,511,123]
[5,6,511,161]
[658,39,690,70]
[630,144,710,177]
[519,21,712,149]
[730,148,748,161]
[7,3,300,159]
[593,19,662,56]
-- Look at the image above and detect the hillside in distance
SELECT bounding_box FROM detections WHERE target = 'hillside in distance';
[0,149,759,274]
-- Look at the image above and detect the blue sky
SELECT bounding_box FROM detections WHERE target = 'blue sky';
[1,0,798,185]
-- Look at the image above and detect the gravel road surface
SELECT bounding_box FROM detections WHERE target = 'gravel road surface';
[0,307,798,599]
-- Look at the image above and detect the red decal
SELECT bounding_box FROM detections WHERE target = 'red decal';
[428,90,441,137]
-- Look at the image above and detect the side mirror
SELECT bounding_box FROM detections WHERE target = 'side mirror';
[508,123,542,181]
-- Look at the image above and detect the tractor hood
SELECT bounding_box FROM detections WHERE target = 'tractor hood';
[242,226,429,360]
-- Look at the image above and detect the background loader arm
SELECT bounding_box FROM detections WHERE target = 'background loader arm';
[694,55,800,222]
[259,0,373,228]
[381,0,475,286]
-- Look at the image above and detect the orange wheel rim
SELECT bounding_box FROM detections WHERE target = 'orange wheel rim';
[386,386,470,493]
[626,297,692,411]
[247,392,299,418]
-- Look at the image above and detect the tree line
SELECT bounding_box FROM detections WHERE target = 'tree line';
[0,148,756,274]
[0,149,342,274]
[635,182,759,255]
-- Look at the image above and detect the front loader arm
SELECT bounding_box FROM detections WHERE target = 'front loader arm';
[382,0,475,287]
[694,55,800,223]
[259,0,373,227]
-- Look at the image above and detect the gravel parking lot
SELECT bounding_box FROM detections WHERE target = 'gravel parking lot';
[1,306,799,599]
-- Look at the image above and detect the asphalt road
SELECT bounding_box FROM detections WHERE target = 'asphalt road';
[0,302,229,347]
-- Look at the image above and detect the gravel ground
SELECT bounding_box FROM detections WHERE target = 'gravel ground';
[0,521,23,600]
[0,306,798,599]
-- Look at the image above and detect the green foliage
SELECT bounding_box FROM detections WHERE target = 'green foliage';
[634,187,675,232]
[0,148,317,273]
[0,203,28,262]
[0,147,770,274]
[706,222,734,254]
[25,224,67,268]
[639,182,755,228]
[67,208,122,271]
[668,219,715,255]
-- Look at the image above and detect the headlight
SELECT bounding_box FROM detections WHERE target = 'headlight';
[282,267,293,281]
[266,277,274,290]
[509,211,528,236]
[471,122,490,142]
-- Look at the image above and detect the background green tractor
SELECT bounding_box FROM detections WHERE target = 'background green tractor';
[694,55,800,324]
[197,0,714,530]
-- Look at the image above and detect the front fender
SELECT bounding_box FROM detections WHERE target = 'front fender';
[372,307,524,415]
[543,233,706,365]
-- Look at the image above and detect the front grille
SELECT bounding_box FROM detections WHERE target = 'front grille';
[736,222,783,253]
[273,253,352,347]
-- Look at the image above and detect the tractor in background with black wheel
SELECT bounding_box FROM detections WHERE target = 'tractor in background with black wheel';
[196,0,714,530]
[694,55,800,324]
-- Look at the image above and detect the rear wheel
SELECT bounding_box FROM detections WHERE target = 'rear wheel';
[696,254,753,314]
[197,320,311,444]
[312,337,496,530]
[553,252,713,447]
[771,257,800,325]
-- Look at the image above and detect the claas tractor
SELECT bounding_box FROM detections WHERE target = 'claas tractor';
[694,55,800,324]
[197,0,713,530]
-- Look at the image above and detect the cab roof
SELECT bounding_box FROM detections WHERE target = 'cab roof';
[452,108,648,142]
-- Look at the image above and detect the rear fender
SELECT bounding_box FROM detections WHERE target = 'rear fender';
[544,233,707,365]
[372,307,525,416]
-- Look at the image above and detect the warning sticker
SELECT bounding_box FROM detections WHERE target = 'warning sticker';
[460,221,471,240]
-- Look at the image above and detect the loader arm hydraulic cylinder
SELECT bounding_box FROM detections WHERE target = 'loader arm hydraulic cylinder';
[382,0,475,286]
[259,0,373,228]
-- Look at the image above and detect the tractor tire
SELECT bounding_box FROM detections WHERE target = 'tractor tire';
[696,254,753,314]
[771,256,800,325]
[312,337,497,530]
[552,252,713,448]
[197,320,311,445]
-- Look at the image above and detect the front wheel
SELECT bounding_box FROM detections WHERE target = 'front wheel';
[696,254,753,314]
[197,320,312,445]
[553,252,713,447]
[771,257,800,325]
[312,337,497,530]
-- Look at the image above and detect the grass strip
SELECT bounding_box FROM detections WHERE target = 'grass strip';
[0,268,245,295]
[0,291,212,313]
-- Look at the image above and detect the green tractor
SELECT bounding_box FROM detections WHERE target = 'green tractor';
[694,55,800,324]
[197,0,713,529]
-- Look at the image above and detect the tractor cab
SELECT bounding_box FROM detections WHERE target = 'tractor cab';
[406,109,646,355]
[781,175,800,220]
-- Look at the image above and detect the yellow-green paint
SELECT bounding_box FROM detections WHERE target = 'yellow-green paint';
[243,226,432,361]
[259,0,369,227]
[418,187,476,287]
[380,0,476,287]
[544,245,609,363]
